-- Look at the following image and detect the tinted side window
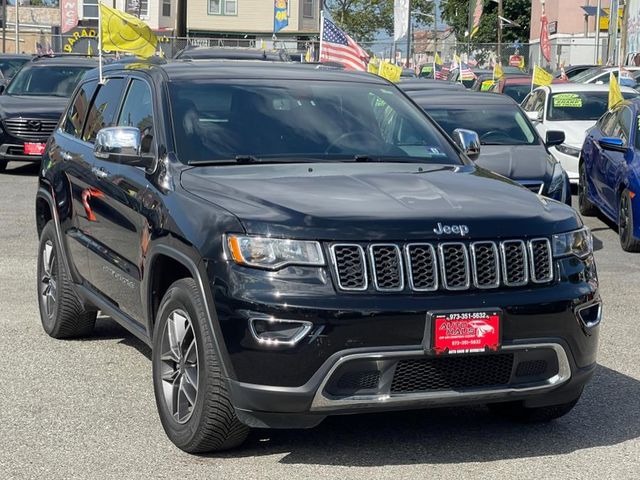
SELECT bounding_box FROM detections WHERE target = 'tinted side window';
[63,80,98,138]
[82,77,127,143]
[117,79,155,155]
[619,106,633,145]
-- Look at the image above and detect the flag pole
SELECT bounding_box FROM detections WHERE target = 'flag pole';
[319,9,324,63]
[98,1,104,84]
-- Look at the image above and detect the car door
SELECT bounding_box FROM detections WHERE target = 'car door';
[94,75,160,324]
[585,110,615,206]
[597,106,632,214]
[48,79,99,283]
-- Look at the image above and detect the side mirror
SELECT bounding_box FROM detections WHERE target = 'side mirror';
[452,128,481,161]
[545,130,565,147]
[526,110,542,122]
[598,137,627,152]
[94,127,155,170]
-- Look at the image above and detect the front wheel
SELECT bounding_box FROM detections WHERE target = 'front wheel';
[619,189,640,252]
[152,278,249,453]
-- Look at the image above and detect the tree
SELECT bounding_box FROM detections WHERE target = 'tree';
[440,0,531,45]
[325,0,436,43]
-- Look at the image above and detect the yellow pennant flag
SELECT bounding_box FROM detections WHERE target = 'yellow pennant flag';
[608,72,624,110]
[532,64,553,86]
[99,3,158,58]
[493,63,504,80]
[434,52,443,66]
[518,56,525,71]
[378,61,402,83]
[367,57,380,74]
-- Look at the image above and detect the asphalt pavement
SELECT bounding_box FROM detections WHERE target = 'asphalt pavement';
[1,162,639,480]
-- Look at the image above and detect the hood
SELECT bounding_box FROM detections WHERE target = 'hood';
[476,145,553,182]
[0,94,69,120]
[181,163,580,241]
[544,120,595,146]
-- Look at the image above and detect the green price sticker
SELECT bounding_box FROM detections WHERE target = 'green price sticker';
[553,93,583,108]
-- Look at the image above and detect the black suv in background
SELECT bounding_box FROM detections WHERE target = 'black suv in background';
[0,55,96,173]
[36,61,601,453]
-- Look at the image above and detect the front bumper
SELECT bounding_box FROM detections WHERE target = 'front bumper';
[0,143,43,162]
[210,255,601,428]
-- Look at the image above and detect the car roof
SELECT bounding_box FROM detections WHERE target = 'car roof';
[99,59,389,84]
[174,47,289,62]
[502,76,533,85]
[27,55,99,67]
[539,83,638,93]
[398,78,465,91]
[409,91,519,107]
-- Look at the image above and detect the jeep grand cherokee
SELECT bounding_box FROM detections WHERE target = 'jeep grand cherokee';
[35,60,601,453]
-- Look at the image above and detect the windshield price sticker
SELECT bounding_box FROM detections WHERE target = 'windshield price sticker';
[432,310,501,355]
[553,93,583,108]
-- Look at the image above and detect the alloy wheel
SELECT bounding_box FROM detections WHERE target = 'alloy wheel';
[40,240,57,320]
[160,309,199,424]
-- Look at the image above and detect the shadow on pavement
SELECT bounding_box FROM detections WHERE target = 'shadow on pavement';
[81,319,640,465]
[3,162,40,176]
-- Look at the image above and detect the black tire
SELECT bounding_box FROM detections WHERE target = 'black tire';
[152,278,249,453]
[619,189,640,252]
[578,162,597,216]
[488,394,581,423]
[37,221,96,338]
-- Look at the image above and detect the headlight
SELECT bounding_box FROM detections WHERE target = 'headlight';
[552,227,593,259]
[555,144,581,158]
[226,234,324,270]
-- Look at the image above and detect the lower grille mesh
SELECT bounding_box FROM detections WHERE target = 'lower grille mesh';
[391,354,515,393]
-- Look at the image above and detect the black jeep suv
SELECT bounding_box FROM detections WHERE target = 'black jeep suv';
[0,55,96,173]
[35,60,601,453]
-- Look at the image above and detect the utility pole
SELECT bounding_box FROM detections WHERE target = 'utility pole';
[405,0,412,67]
[2,0,6,53]
[432,1,437,63]
[15,0,18,54]
[497,0,503,61]
[595,0,602,63]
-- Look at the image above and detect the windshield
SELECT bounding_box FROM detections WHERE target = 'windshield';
[426,106,539,146]
[570,67,605,83]
[0,58,28,79]
[6,65,92,97]
[547,91,639,121]
[169,80,461,164]
[503,84,531,104]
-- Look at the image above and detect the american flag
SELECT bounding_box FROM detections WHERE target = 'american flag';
[320,17,369,71]
[436,62,450,80]
[460,61,475,81]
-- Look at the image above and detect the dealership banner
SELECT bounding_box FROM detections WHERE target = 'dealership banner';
[394,0,409,41]
[274,0,289,33]
[61,0,78,34]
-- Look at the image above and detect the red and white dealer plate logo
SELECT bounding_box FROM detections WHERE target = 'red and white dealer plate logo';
[432,311,501,355]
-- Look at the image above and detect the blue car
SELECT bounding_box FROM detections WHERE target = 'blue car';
[579,99,640,251]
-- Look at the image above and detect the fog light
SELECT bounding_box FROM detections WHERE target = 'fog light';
[249,317,313,346]
[576,302,602,329]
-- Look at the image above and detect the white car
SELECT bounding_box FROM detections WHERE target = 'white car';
[570,66,640,86]
[521,83,639,184]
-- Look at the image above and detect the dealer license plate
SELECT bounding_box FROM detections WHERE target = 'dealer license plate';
[430,310,501,355]
[24,143,46,156]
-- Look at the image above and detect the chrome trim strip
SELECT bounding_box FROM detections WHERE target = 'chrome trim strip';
[438,242,470,291]
[575,301,603,329]
[470,241,500,289]
[310,343,572,411]
[528,238,554,284]
[368,244,405,292]
[404,243,438,292]
[329,244,368,291]
[500,240,529,287]
[248,316,314,347]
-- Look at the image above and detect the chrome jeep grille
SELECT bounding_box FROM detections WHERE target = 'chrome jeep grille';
[329,239,553,293]
[3,117,57,142]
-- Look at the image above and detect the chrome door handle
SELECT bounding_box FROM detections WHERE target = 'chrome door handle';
[91,166,110,179]
[60,151,72,161]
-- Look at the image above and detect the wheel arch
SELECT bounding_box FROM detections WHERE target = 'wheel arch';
[143,243,235,380]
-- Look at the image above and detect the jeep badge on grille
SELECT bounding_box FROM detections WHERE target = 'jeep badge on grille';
[433,223,470,236]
